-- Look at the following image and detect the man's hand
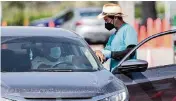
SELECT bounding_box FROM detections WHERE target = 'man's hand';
[94,50,105,63]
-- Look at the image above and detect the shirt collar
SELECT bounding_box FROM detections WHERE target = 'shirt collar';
[114,23,127,34]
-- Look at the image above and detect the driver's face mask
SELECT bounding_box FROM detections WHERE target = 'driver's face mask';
[49,47,61,59]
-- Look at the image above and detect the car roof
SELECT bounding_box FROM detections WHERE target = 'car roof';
[75,7,102,12]
[1,26,80,38]
[53,7,102,18]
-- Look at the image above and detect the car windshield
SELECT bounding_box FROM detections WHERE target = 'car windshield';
[1,36,99,72]
[80,11,101,17]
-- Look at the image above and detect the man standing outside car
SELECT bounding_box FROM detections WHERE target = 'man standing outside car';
[95,3,138,71]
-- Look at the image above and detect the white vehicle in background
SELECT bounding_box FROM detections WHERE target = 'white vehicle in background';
[59,7,115,44]
[31,7,114,44]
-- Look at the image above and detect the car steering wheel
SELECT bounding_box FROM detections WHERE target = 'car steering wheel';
[51,61,78,69]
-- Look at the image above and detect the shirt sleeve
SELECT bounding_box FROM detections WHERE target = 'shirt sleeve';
[104,35,113,50]
[124,25,138,47]
[101,49,111,58]
[100,34,114,59]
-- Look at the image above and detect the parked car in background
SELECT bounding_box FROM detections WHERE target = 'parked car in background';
[30,7,114,44]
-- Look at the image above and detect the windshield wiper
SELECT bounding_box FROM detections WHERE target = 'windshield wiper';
[31,69,73,72]
[31,68,98,72]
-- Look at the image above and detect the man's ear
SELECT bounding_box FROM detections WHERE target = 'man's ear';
[113,16,119,25]
[114,16,119,23]
[114,16,118,20]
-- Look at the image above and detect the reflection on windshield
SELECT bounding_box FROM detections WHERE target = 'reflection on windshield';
[1,36,99,72]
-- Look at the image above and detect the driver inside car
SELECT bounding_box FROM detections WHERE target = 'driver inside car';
[31,43,72,69]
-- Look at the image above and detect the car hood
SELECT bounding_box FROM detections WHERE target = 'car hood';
[1,69,125,98]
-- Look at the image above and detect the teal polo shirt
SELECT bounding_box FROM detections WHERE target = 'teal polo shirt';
[101,23,138,70]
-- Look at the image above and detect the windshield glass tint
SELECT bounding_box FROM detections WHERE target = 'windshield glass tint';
[1,36,99,72]
[80,11,101,17]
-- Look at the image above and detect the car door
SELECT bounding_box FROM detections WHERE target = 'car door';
[113,30,176,101]
[120,65,176,101]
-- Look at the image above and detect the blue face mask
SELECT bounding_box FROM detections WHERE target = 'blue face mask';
[49,47,61,59]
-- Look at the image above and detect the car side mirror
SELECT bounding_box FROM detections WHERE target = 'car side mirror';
[113,59,148,74]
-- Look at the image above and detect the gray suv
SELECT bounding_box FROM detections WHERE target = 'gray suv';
[1,26,129,101]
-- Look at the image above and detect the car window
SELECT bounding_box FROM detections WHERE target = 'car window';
[136,34,174,68]
[80,11,101,17]
[65,11,74,21]
[55,11,74,24]
[1,36,99,72]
